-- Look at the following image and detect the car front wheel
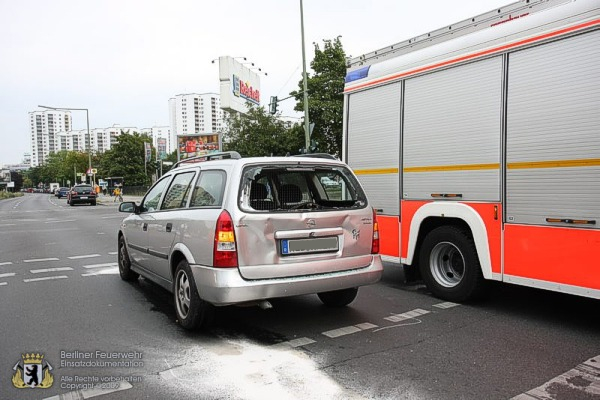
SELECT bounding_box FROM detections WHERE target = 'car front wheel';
[174,260,213,330]
[118,236,139,281]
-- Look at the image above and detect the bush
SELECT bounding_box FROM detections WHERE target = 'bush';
[0,192,23,200]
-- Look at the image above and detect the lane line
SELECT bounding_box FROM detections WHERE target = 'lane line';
[23,258,60,263]
[0,262,13,266]
[0,224,16,227]
[433,302,460,309]
[101,215,125,219]
[0,273,16,278]
[68,254,101,260]
[512,355,600,399]
[323,322,379,339]
[0,282,7,286]
[43,381,133,400]
[83,262,118,269]
[385,308,430,323]
[44,219,76,224]
[24,276,68,283]
[30,267,73,274]
[81,267,119,276]
[274,337,317,348]
[108,252,117,255]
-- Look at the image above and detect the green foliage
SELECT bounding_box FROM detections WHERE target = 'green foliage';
[25,150,90,187]
[222,104,304,157]
[99,131,154,186]
[291,37,346,157]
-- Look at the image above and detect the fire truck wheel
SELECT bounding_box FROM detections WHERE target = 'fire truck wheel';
[419,225,485,302]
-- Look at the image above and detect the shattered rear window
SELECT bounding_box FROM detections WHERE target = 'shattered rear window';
[239,163,367,212]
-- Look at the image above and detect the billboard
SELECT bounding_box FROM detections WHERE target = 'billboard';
[144,142,152,162]
[219,56,261,114]
[157,138,167,160]
[177,134,221,161]
[0,169,10,183]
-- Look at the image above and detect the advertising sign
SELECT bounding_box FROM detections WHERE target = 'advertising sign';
[177,134,220,161]
[218,56,261,114]
[144,142,152,162]
[0,169,10,183]
[157,138,167,160]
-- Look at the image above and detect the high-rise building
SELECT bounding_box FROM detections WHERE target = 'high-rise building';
[140,126,172,155]
[29,110,71,166]
[168,93,225,153]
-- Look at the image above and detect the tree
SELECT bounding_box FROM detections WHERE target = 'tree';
[291,37,346,157]
[99,131,154,186]
[222,105,304,157]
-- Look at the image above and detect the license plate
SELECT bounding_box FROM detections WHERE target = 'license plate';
[281,237,339,255]
[80,196,88,199]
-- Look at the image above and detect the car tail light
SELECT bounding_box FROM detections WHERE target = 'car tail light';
[371,208,379,254]
[213,210,238,268]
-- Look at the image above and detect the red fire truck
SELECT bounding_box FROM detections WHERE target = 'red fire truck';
[343,0,600,301]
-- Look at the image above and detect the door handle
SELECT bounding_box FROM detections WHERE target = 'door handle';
[142,223,148,231]
[166,223,172,233]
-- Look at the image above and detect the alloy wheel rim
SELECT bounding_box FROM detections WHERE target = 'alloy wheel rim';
[176,271,191,318]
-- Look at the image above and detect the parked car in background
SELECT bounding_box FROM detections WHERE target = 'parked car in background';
[320,176,340,188]
[55,187,70,198]
[67,184,97,206]
[117,151,383,330]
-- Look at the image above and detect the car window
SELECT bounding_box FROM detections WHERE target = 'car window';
[161,172,196,210]
[240,164,367,212]
[74,186,93,193]
[140,176,170,212]
[190,170,226,207]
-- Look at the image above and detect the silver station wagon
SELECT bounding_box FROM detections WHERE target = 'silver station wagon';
[118,152,383,330]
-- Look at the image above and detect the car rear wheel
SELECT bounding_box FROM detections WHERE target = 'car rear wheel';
[69,201,74,206]
[174,260,214,330]
[318,288,358,307]
[118,236,139,281]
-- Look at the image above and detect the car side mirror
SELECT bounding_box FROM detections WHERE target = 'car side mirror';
[119,201,138,214]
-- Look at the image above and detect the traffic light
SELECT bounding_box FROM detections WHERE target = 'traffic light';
[269,96,278,115]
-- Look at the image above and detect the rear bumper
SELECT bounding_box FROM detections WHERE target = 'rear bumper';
[190,255,384,305]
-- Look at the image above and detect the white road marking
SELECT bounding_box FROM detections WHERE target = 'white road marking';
[385,308,430,323]
[23,258,60,263]
[45,219,76,224]
[101,215,125,219]
[83,262,118,269]
[30,267,73,274]
[0,262,13,266]
[97,232,106,235]
[43,381,133,400]
[82,267,119,276]
[0,273,16,278]
[323,322,378,338]
[433,302,460,309]
[108,252,117,255]
[24,275,69,283]
[512,355,600,399]
[274,337,317,348]
[0,282,7,286]
[0,224,16,227]
[68,254,101,259]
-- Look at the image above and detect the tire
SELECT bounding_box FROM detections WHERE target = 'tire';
[69,201,74,206]
[118,236,139,281]
[419,226,486,302]
[318,288,358,307]
[91,201,96,206]
[174,260,214,330]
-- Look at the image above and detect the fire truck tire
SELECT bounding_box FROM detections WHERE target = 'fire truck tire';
[419,225,485,302]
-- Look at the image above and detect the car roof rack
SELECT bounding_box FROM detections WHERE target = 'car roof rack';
[291,153,338,160]
[173,151,242,169]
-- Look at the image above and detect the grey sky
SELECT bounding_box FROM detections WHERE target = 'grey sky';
[0,0,509,164]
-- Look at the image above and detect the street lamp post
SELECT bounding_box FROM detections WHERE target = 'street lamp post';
[38,105,92,185]
[300,0,310,152]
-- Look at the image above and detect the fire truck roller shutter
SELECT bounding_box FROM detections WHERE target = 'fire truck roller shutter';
[347,82,401,216]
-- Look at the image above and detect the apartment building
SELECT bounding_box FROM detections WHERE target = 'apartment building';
[168,93,225,152]
[29,110,71,167]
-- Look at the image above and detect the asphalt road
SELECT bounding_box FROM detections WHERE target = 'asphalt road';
[0,193,599,400]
